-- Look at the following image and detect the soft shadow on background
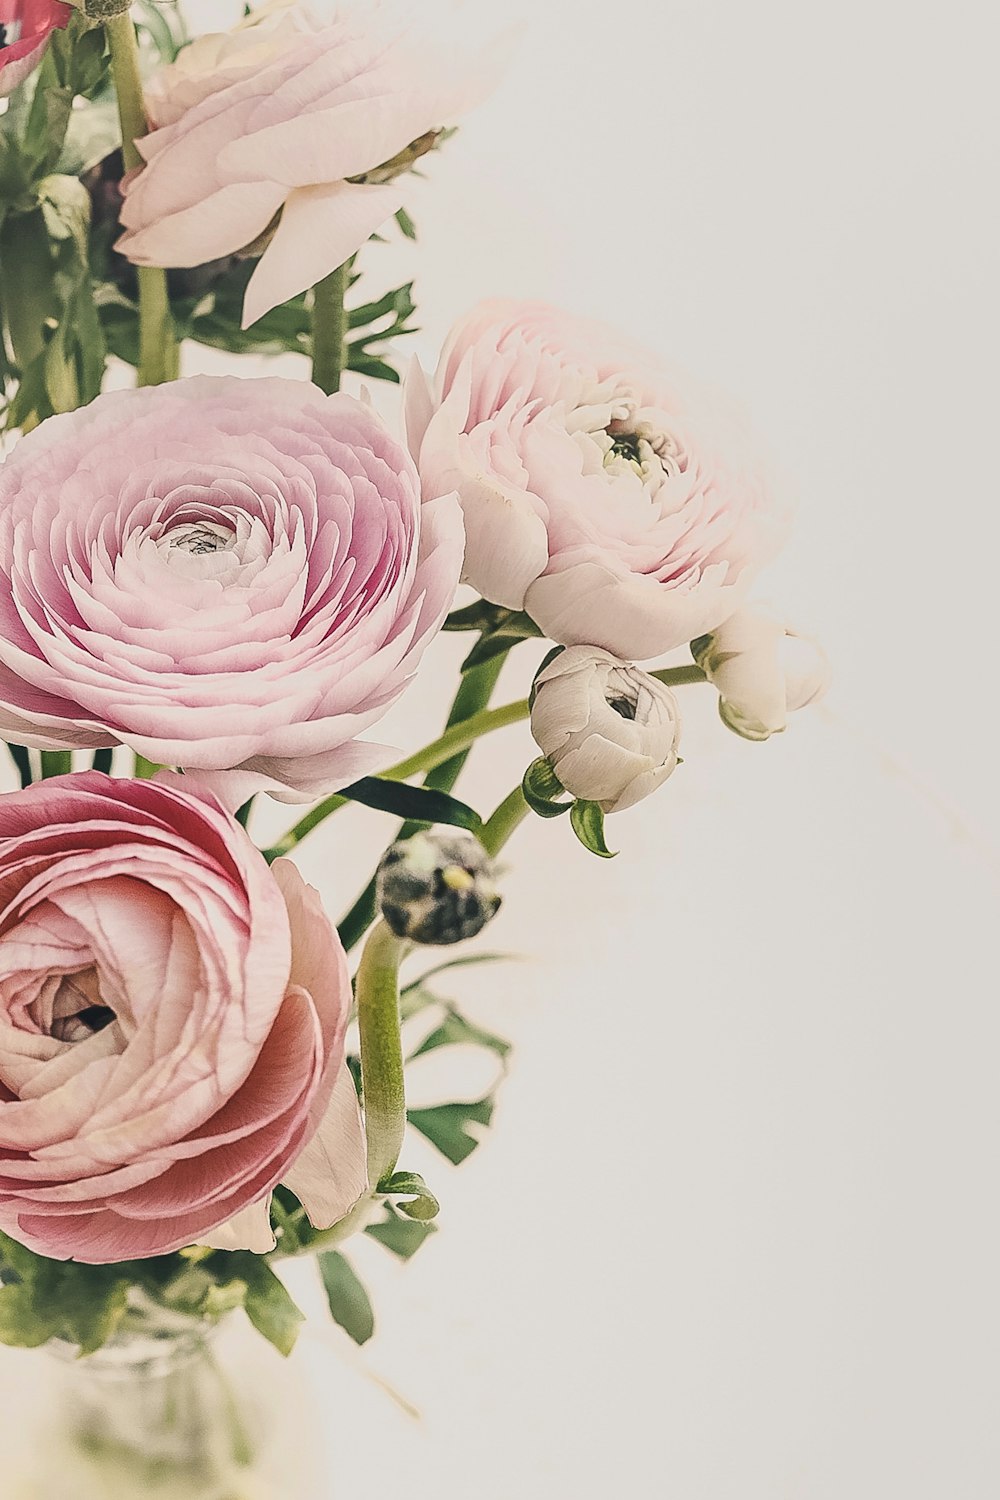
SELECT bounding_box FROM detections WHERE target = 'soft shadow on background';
[7,2,1000,1496]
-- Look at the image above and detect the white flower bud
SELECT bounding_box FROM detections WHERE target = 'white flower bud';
[692,606,831,741]
[530,647,681,814]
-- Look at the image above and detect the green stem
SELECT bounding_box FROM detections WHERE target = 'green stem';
[355,921,407,1189]
[268,665,706,861]
[480,786,530,857]
[337,645,509,952]
[267,697,530,861]
[133,753,160,779]
[105,13,177,388]
[7,744,32,788]
[311,261,348,395]
[40,751,72,779]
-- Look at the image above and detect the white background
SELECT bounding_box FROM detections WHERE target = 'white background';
[12,1,1000,1496]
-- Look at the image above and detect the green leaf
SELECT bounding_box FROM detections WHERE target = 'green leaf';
[461,612,544,672]
[395,206,418,240]
[570,800,617,859]
[318,1252,375,1346]
[522,757,572,819]
[238,1259,305,1358]
[401,952,513,995]
[339,776,484,835]
[443,599,509,634]
[409,1007,512,1065]
[408,1098,496,1166]
[365,1206,437,1260]
[379,1170,441,1221]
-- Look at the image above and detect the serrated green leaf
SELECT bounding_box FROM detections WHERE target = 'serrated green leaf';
[409,1007,512,1064]
[395,207,417,240]
[408,1098,496,1165]
[237,1259,304,1358]
[379,1170,441,1221]
[365,1208,437,1260]
[401,952,513,995]
[570,800,617,859]
[318,1252,374,1346]
[339,776,483,834]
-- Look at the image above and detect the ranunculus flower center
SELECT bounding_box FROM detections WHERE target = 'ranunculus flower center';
[23,965,116,1045]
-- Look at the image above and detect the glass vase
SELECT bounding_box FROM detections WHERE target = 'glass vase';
[6,1290,322,1500]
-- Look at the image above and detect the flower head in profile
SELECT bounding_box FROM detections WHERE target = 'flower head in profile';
[117,0,511,326]
[0,1,71,97]
[692,606,830,741]
[0,773,366,1263]
[408,300,790,662]
[0,375,463,807]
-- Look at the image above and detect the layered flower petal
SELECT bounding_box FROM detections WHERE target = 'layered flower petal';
[0,376,464,805]
[411,300,791,661]
[0,773,358,1263]
[118,0,510,324]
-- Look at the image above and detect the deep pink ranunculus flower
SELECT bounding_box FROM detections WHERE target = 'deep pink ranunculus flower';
[0,1,72,98]
[0,772,366,1264]
[0,376,463,807]
[408,300,790,662]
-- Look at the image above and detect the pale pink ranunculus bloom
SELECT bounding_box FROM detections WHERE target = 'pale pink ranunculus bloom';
[0,772,366,1264]
[117,0,510,327]
[0,376,463,808]
[407,301,791,663]
[0,0,71,98]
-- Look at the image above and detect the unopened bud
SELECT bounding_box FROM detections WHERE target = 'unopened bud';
[376,831,501,946]
[692,606,831,742]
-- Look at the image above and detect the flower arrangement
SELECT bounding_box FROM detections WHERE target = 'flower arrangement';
[0,0,828,1382]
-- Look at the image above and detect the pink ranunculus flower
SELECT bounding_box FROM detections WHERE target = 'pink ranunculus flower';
[407,301,791,662]
[117,0,510,327]
[0,772,366,1264]
[0,376,463,808]
[0,0,71,98]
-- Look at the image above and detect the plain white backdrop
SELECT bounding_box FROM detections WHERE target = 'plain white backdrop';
[9,1,1000,1496]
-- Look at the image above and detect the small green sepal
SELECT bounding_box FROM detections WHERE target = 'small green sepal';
[522,757,572,818]
[569,800,618,859]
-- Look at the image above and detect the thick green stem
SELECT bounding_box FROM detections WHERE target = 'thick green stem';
[40,751,72,779]
[133,753,160,779]
[480,786,530,857]
[355,921,407,1189]
[106,13,177,388]
[311,262,348,395]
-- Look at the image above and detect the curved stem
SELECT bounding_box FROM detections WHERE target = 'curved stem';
[266,665,707,862]
[312,261,348,395]
[480,786,530,857]
[106,13,177,388]
[337,646,509,951]
[355,921,407,1189]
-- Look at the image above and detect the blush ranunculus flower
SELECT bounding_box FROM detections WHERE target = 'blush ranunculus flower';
[407,300,790,662]
[0,375,463,808]
[0,0,71,97]
[117,0,509,327]
[0,772,366,1264]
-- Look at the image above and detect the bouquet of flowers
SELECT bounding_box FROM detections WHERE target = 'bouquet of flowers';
[0,0,829,1486]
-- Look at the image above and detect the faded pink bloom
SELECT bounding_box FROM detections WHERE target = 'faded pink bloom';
[0,1,71,98]
[117,0,509,326]
[0,376,463,807]
[0,773,365,1264]
[408,301,791,662]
